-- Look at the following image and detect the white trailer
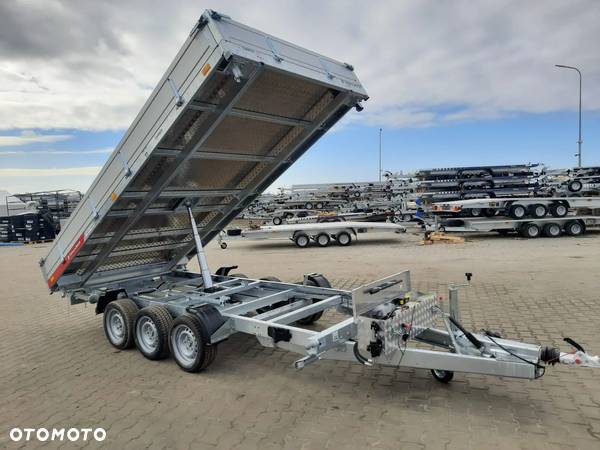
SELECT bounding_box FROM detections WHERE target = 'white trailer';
[38,10,598,385]
[432,197,600,219]
[435,215,600,238]
[218,221,406,248]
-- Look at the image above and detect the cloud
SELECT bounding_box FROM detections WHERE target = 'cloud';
[0,0,598,131]
[0,147,112,155]
[0,131,72,147]
[0,166,102,177]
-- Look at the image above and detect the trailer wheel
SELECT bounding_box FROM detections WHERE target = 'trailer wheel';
[336,231,352,246]
[542,223,562,238]
[295,275,332,325]
[568,180,583,192]
[134,305,173,360]
[529,203,547,218]
[483,208,497,217]
[103,299,138,350]
[294,233,310,248]
[229,272,248,279]
[272,216,283,225]
[315,202,324,209]
[508,204,527,219]
[169,314,216,373]
[315,233,331,247]
[520,223,541,238]
[549,202,568,218]
[564,220,585,236]
[305,202,313,210]
[468,208,483,217]
[431,369,454,383]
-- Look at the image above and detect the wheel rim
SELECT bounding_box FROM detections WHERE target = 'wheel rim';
[318,235,328,245]
[571,223,582,234]
[136,316,158,354]
[298,236,308,246]
[528,227,539,237]
[171,325,198,368]
[557,205,567,216]
[338,234,350,245]
[550,225,560,235]
[516,207,525,218]
[433,369,447,378]
[535,206,545,217]
[106,309,126,344]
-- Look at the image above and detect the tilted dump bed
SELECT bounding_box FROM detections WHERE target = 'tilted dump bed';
[41,9,368,292]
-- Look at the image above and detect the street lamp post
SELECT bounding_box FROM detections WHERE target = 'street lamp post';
[379,128,382,182]
[555,64,583,167]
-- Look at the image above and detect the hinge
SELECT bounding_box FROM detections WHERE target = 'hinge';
[167,78,185,107]
[265,36,283,63]
[318,58,335,80]
[86,198,100,220]
[116,151,132,177]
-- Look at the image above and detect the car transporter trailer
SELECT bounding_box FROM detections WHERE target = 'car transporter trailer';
[217,220,406,249]
[40,10,598,383]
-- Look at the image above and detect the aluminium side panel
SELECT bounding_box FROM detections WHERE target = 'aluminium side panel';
[41,9,368,292]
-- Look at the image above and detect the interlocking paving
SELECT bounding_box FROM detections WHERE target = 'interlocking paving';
[1,235,599,449]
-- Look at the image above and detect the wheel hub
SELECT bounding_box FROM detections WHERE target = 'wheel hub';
[107,310,125,343]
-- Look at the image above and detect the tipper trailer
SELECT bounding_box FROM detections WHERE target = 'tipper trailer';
[40,10,598,383]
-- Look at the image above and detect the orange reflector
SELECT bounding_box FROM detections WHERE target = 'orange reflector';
[201,63,211,76]
[111,192,118,201]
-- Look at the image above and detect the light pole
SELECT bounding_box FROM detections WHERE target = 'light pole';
[555,64,582,167]
[378,128,382,182]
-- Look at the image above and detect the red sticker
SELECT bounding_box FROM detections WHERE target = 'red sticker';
[48,233,85,288]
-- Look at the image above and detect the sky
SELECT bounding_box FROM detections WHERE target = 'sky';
[0,0,599,193]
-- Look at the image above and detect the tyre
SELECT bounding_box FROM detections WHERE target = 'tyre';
[295,275,332,325]
[134,305,173,360]
[519,223,540,238]
[336,231,352,246]
[564,220,585,236]
[568,180,583,192]
[169,314,217,373]
[294,232,310,248]
[272,216,282,225]
[229,272,248,279]
[431,369,454,383]
[315,233,331,247]
[549,202,568,218]
[483,208,497,217]
[103,299,138,350]
[542,223,562,238]
[508,204,527,219]
[529,203,547,218]
[468,208,483,217]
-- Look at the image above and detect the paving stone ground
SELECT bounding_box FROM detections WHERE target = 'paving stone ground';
[1,232,599,449]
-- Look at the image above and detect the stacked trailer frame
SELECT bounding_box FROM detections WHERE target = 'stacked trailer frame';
[40,10,597,383]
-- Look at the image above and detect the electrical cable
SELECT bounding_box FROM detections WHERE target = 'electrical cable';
[484,331,546,379]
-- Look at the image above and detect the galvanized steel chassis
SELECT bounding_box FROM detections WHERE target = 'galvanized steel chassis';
[81,269,545,379]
